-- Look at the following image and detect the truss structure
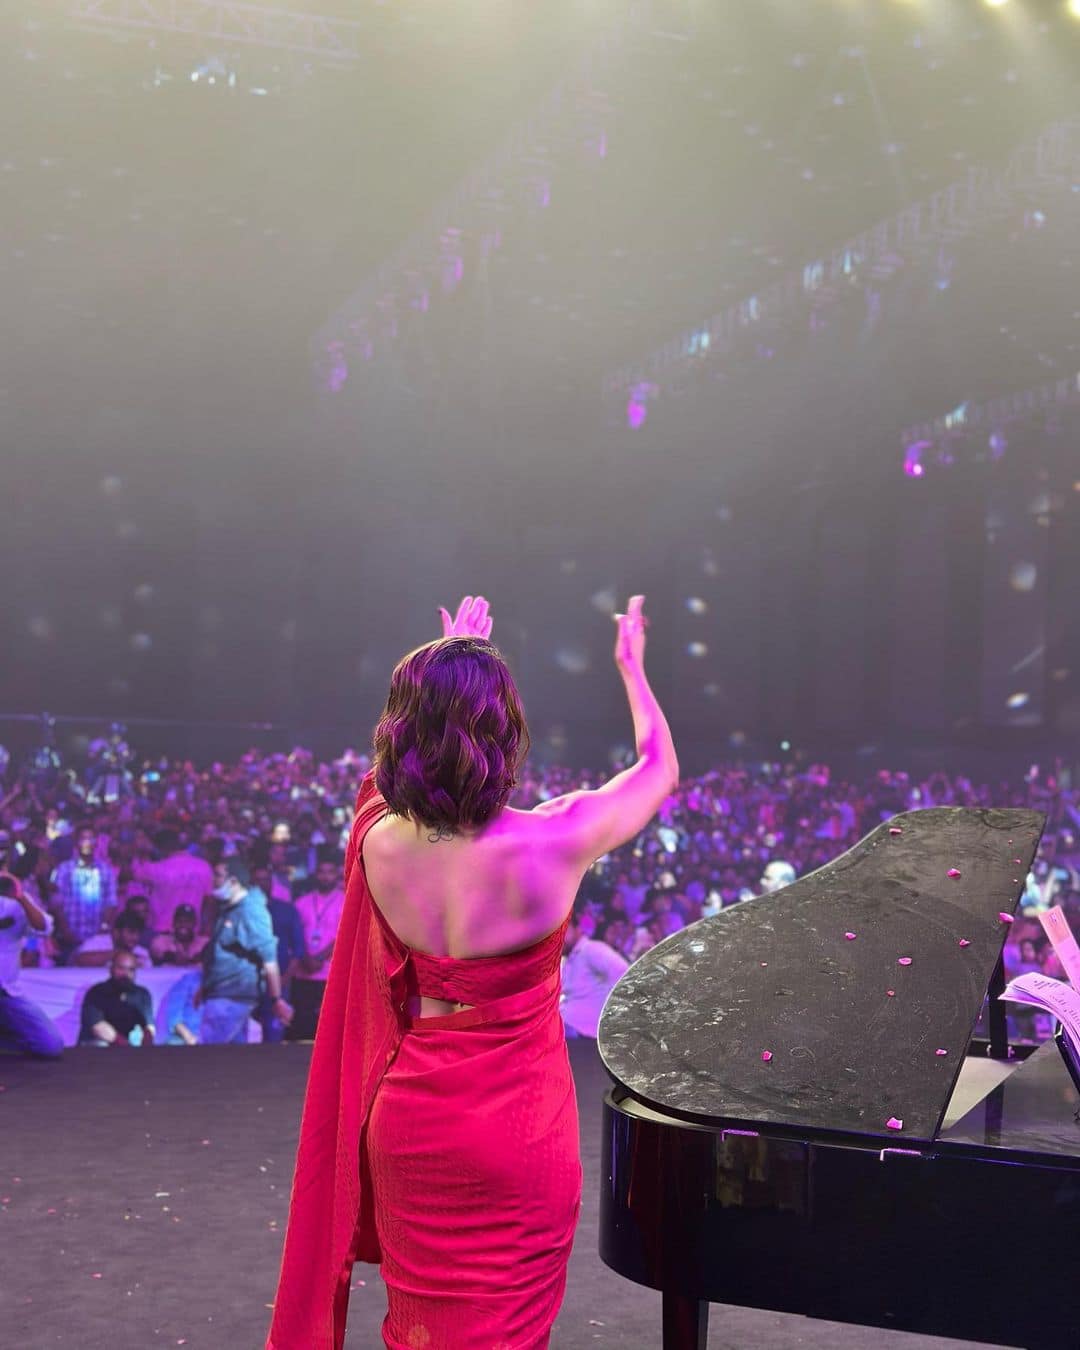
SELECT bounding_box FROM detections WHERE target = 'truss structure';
[901,369,1080,473]
[601,116,1080,407]
[310,3,654,393]
[69,0,365,61]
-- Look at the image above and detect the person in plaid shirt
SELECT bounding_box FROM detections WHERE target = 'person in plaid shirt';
[50,824,117,963]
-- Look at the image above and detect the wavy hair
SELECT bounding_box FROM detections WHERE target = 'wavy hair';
[371,637,530,836]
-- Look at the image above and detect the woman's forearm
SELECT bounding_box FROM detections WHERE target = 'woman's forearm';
[621,665,679,779]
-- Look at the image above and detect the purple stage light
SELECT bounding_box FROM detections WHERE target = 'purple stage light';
[903,440,930,478]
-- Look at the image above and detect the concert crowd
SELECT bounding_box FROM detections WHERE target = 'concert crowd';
[0,739,1076,1049]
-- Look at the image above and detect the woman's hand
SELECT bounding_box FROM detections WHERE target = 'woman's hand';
[438,595,493,640]
[613,594,649,674]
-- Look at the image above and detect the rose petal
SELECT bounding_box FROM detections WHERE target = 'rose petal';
[886,1117,903,1130]
[898,957,913,966]
[1012,859,1022,865]
[935,1048,948,1056]
[998,912,1015,924]
[947,868,961,878]
[889,826,903,835]
[886,989,896,996]
[761,1050,773,1062]
[845,931,857,940]
[958,938,971,947]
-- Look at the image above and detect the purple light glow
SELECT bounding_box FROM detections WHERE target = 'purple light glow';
[903,440,930,478]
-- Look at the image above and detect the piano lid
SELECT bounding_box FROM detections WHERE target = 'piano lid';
[598,807,1045,1143]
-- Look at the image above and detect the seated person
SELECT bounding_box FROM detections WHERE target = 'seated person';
[150,903,207,966]
[78,950,155,1046]
[121,892,154,949]
[71,909,152,968]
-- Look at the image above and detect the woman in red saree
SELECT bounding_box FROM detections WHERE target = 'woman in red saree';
[267,594,677,1350]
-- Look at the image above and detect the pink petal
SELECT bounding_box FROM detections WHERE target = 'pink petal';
[761,1050,773,1062]
[898,957,913,966]
[92,1273,103,1280]
[886,989,896,996]
[935,1048,948,1056]
[958,938,971,947]
[844,931,857,940]
[760,961,768,967]
[889,826,903,835]
[886,1117,903,1130]
[947,868,961,878]
[1012,859,1022,865]
[998,912,1014,924]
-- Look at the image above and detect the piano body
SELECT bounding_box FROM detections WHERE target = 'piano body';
[597,808,1080,1349]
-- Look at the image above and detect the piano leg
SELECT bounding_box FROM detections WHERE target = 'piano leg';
[987,951,1009,1060]
[662,1292,708,1350]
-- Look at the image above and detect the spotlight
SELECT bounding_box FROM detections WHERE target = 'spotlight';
[983,0,1010,7]
[1068,0,1080,17]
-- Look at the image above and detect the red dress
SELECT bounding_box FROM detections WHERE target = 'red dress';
[267,772,582,1350]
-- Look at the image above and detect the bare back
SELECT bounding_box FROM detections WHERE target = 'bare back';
[360,807,588,1017]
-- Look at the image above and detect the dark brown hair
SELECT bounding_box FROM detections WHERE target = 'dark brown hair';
[371,637,530,835]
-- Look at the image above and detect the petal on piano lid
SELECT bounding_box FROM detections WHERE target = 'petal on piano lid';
[958,938,971,946]
[998,912,1015,924]
[898,957,913,966]
[845,932,857,940]
[886,1116,903,1130]
[761,1050,773,1062]
[947,868,962,878]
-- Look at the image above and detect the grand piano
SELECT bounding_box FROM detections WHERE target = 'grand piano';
[597,808,1080,1350]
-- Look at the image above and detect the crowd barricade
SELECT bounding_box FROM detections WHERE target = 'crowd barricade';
[14,967,263,1046]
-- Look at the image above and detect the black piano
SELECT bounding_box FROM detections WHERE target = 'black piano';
[598,808,1080,1350]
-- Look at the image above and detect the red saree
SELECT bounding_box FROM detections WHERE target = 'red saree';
[267,772,582,1350]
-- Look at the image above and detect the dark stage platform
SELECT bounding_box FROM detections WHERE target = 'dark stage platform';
[3,1042,1011,1349]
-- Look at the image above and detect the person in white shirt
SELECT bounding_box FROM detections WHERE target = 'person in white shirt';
[560,908,629,1039]
[0,872,63,1058]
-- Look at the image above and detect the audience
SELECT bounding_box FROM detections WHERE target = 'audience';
[77,950,155,1047]
[71,908,152,969]
[149,903,207,967]
[0,871,63,1058]
[50,825,118,964]
[0,741,1077,1048]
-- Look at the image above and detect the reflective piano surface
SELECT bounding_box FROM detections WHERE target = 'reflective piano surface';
[598,808,1080,1350]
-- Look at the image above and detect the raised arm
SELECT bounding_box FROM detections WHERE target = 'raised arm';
[536,595,679,864]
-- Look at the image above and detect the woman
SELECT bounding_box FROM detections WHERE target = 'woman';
[267,593,678,1350]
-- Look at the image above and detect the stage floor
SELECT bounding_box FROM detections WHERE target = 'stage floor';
[3,1041,1015,1350]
